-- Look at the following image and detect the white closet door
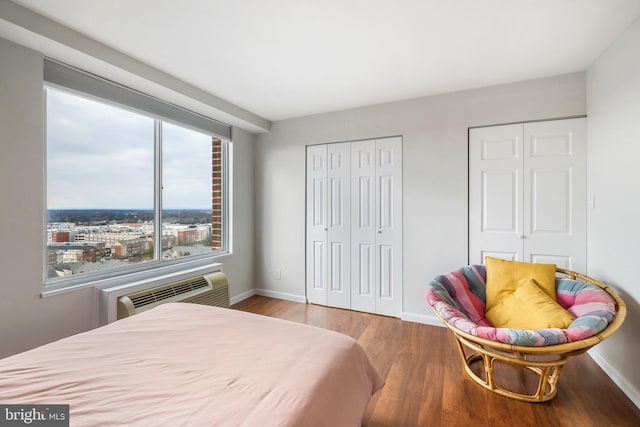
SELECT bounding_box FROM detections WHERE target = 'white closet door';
[469,118,586,270]
[326,143,351,309]
[374,137,402,317]
[306,144,328,305]
[523,118,586,271]
[350,140,376,313]
[309,137,402,317]
[469,124,524,264]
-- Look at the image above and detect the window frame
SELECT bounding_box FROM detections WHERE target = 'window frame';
[43,61,232,294]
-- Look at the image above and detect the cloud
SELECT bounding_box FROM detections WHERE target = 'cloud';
[162,122,212,209]
[46,88,213,210]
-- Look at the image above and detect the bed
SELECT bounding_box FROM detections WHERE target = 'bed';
[0,303,384,426]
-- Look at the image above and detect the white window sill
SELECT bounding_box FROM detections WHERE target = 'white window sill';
[41,256,224,298]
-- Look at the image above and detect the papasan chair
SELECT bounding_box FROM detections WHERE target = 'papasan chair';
[426,263,626,402]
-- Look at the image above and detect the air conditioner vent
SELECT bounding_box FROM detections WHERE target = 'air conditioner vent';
[129,293,157,308]
[128,276,210,308]
[117,272,229,319]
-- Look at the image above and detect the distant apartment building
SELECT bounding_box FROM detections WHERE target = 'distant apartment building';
[74,231,150,245]
[50,231,70,242]
[47,222,76,243]
[162,234,177,249]
[111,238,151,259]
[177,229,198,245]
[165,224,211,246]
[47,242,105,265]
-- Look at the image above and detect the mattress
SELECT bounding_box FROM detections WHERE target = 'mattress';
[0,303,384,426]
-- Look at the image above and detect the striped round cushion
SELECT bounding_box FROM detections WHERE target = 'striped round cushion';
[425,265,617,346]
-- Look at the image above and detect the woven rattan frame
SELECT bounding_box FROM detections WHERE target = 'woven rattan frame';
[432,268,626,402]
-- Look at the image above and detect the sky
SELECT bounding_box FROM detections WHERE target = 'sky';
[46,87,213,210]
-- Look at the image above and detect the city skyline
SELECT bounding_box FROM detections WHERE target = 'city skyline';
[47,208,213,225]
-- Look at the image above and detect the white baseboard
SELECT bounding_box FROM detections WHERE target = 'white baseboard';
[588,347,640,410]
[401,311,444,327]
[255,288,307,304]
[230,289,256,305]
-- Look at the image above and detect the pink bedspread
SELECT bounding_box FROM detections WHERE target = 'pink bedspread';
[0,303,383,426]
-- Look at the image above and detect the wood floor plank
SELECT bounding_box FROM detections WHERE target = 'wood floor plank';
[416,359,444,426]
[231,296,640,427]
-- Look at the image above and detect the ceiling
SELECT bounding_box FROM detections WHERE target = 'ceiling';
[4,0,640,124]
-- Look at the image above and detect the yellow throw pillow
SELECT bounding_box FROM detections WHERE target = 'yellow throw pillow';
[486,279,575,329]
[485,257,557,311]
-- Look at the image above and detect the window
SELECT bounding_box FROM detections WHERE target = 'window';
[44,61,231,289]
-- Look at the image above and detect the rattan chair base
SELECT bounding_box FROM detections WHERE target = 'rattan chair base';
[453,333,584,402]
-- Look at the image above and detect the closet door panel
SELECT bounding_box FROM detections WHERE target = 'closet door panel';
[327,143,351,309]
[306,145,328,305]
[469,124,524,264]
[524,118,586,271]
[351,140,376,313]
[374,137,402,317]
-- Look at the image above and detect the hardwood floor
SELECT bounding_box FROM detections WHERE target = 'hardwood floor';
[232,295,640,427]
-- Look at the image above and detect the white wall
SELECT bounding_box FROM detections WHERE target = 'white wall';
[0,37,255,358]
[218,126,255,302]
[255,73,587,318]
[0,37,94,357]
[587,16,640,406]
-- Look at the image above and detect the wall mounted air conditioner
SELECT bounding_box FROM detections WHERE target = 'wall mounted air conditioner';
[97,263,224,325]
[117,272,229,319]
